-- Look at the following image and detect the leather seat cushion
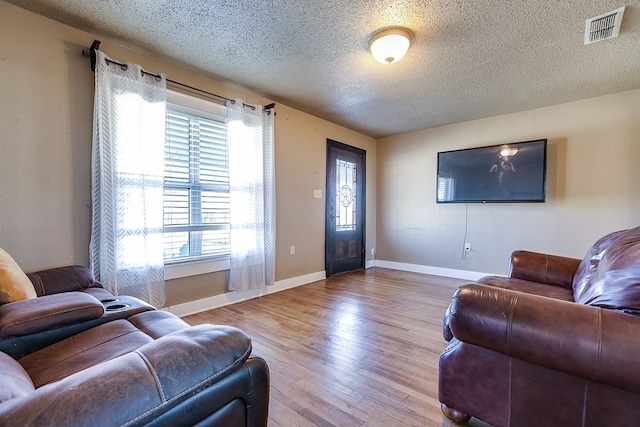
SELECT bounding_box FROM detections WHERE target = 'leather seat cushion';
[18,310,189,388]
[19,320,154,388]
[478,275,575,302]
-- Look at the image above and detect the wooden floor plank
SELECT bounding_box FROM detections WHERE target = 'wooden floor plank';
[184,267,491,426]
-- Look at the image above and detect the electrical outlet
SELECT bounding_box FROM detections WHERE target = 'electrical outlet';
[290,245,295,255]
[464,243,471,252]
[371,248,376,256]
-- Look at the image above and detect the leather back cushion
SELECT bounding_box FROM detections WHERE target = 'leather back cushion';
[0,352,35,402]
[26,265,98,296]
[573,227,640,313]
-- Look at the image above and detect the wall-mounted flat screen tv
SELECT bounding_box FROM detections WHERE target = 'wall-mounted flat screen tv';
[436,139,547,203]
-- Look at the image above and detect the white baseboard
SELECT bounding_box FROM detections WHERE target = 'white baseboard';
[165,270,326,317]
[164,262,498,317]
[373,260,497,281]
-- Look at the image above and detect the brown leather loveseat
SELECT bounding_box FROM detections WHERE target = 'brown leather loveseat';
[0,265,269,426]
[439,226,640,426]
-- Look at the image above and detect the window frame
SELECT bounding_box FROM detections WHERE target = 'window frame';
[163,90,230,279]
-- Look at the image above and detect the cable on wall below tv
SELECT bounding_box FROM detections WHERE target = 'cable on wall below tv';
[461,203,469,261]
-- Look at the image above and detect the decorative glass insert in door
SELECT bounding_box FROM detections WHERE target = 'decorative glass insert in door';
[336,158,357,231]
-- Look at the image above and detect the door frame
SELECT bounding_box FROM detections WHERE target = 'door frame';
[325,139,366,277]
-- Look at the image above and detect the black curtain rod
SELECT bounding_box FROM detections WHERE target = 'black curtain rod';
[82,40,275,112]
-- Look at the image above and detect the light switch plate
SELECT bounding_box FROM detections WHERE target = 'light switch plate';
[313,190,322,199]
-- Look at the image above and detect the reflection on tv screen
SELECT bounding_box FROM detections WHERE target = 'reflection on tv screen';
[436,139,547,203]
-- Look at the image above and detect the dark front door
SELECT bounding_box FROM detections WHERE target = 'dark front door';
[325,139,366,277]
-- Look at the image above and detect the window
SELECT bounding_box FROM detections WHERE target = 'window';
[335,158,357,231]
[437,175,455,202]
[163,91,230,264]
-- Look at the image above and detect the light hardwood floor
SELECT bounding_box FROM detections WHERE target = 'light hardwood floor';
[184,268,490,427]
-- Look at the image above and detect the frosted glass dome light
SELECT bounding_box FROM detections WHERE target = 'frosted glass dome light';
[369,27,412,64]
[500,147,519,157]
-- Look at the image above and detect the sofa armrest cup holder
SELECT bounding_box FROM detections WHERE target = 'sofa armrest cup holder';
[105,303,130,311]
[99,298,131,312]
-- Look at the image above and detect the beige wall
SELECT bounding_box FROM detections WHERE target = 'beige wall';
[274,105,376,280]
[3,2,637,303]
[0,3,376,306]
[377,89,640,275]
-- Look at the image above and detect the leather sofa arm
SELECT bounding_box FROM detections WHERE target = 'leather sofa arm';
[0,325,268,426]
[447,284,640,395]
[0,292,104,338]
[27,265,103,296]
[508,250,581,289]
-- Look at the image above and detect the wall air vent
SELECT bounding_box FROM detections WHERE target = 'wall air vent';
[585,6,625,44]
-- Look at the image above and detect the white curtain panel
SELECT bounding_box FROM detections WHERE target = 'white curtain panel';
[90,50,166,308]
[226,99,276,291]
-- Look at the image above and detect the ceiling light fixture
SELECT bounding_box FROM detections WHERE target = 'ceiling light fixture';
[369,27,412,64]
[500,147,519,157]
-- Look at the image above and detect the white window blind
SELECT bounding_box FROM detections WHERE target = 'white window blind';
[437,176,455,202]
[163,103,230,262]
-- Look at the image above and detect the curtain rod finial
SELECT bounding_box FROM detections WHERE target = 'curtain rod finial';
[82,40,102,71]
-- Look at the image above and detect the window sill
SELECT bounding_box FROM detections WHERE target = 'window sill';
[164,257,230,280]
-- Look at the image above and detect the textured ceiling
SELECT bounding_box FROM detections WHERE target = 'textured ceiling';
[7,0,640,138]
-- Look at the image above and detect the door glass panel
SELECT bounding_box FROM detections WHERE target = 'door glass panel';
[336,158,357,231]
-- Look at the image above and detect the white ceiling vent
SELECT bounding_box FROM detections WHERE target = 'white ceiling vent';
[584,6,625,44]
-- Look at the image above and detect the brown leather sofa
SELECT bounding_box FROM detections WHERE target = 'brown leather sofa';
[0,265,269,426]
[439,226,640,426]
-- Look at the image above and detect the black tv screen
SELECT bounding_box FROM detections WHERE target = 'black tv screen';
[436,139,547,203]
